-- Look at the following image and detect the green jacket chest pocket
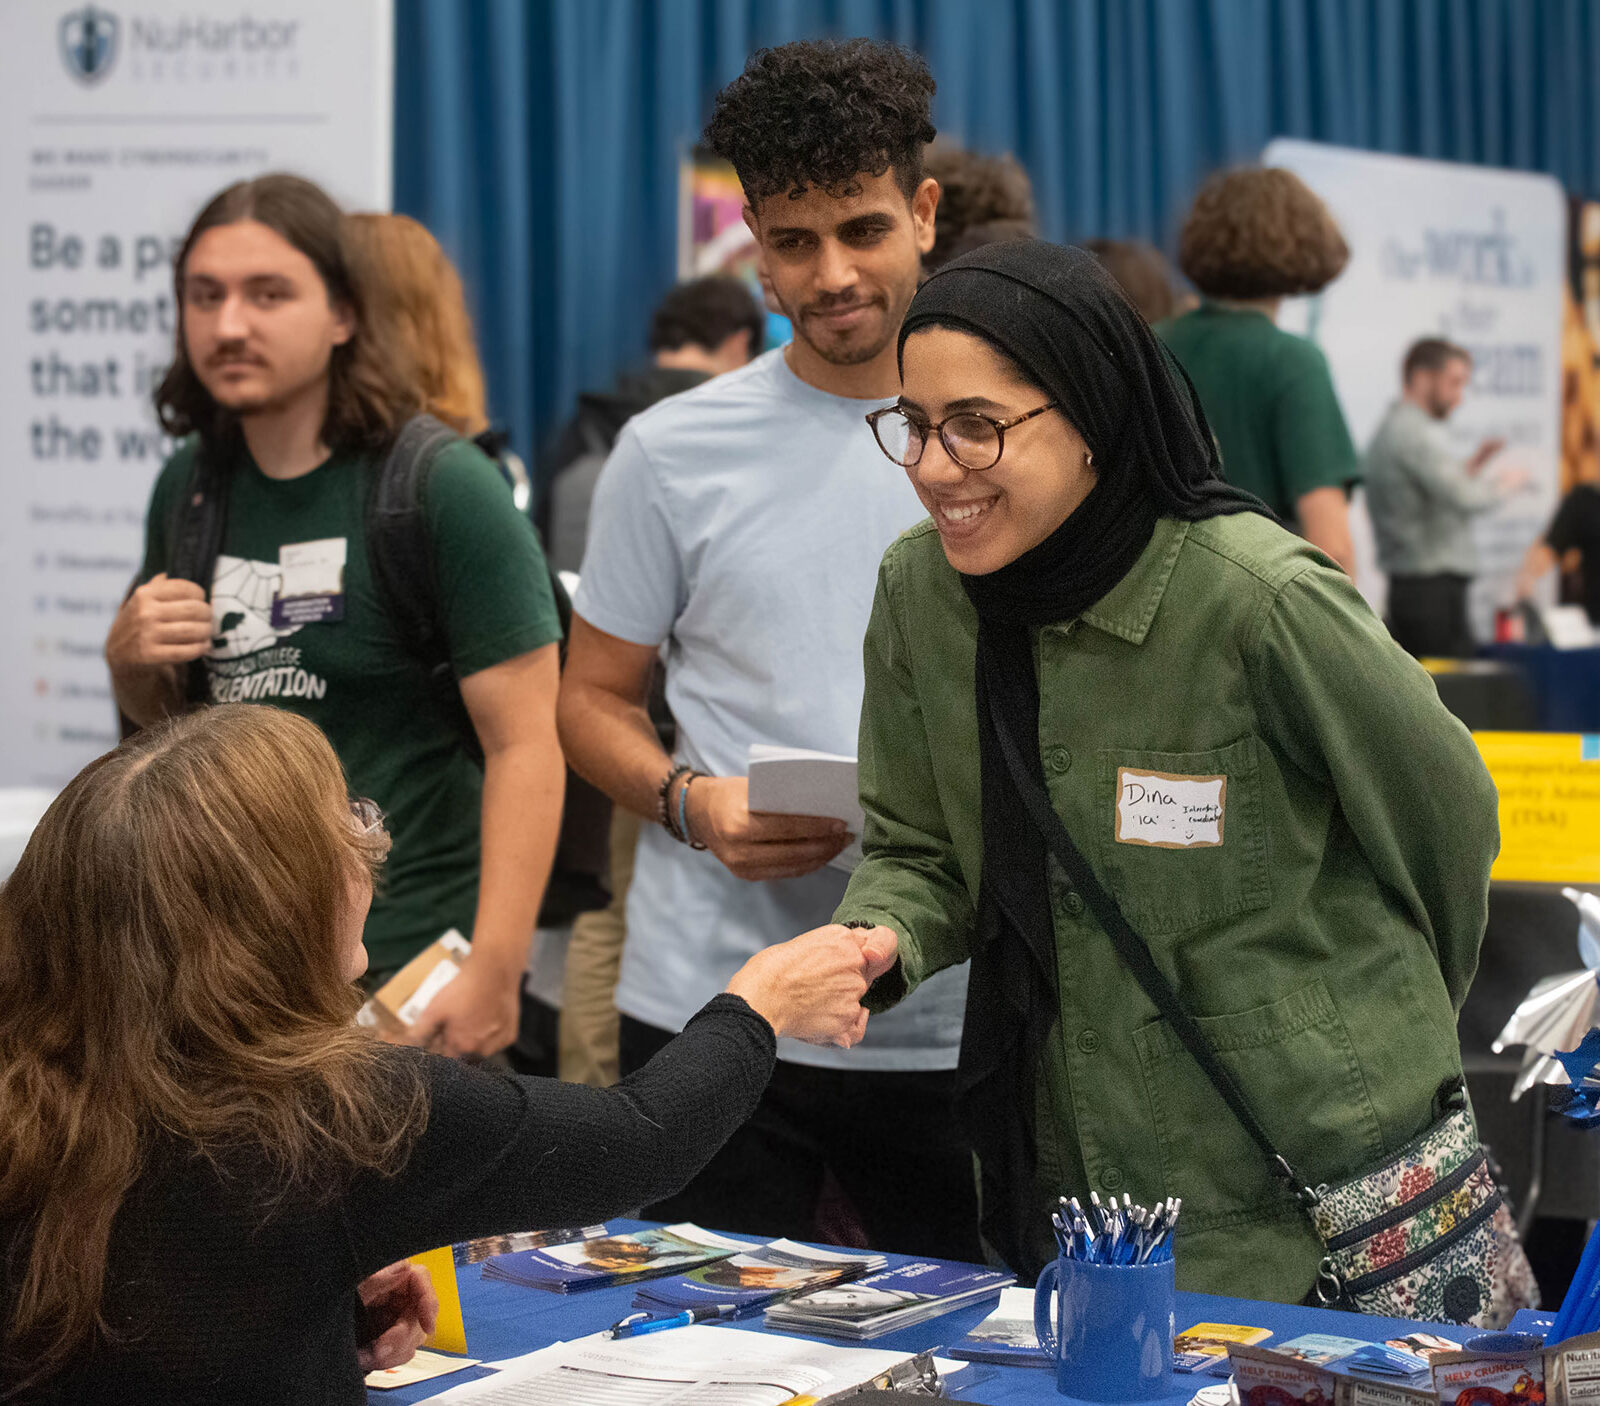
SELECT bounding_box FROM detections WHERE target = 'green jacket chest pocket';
[1091,737,1271,937]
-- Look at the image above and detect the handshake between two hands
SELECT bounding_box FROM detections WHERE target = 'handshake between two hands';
[724,922,900,1049]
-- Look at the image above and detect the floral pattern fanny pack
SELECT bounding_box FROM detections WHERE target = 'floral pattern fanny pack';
[1308,1107,1539,1328]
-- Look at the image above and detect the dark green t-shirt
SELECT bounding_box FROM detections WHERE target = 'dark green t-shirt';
[139,438,562,973]
[1157,303,1360,520]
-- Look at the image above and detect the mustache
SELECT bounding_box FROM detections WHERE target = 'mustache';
[205,347,267,368]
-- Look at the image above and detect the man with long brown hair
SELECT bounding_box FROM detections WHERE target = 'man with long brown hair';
[104,174,564,1060]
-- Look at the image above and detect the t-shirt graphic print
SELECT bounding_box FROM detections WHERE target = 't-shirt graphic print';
[136,437,561,972]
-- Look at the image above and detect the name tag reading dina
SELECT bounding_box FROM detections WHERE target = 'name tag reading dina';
[1116,768,1226,848]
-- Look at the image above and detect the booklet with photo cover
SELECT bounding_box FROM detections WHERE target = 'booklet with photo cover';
[631,1238,885,1314]
[947,1287,1051,1366]
[481,1223,745,1293]
[765,1259,1012,1340]
[1173,1322,1273,1374]
[453,1224,606,1267]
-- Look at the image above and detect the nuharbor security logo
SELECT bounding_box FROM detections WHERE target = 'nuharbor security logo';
[59,5,120,85]
[57,7,303,85]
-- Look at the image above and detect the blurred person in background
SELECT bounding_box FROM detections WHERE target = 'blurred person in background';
[1081,238,1186,325]
[344,213,489,439]
[1515,480,1600,625]
[1159,167,1359,575]
[549,275,765,1088]
[558,38,978,1258]
[922,143,1036,275]
[1365,338,1524,657]
[106,176,564,1061]
[540,275,766,576]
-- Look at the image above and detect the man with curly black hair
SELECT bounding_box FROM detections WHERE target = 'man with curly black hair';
[558,39,978,1261]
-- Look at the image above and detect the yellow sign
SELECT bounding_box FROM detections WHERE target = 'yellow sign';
[410,1244,467,1356]
[1475,731,1600,883]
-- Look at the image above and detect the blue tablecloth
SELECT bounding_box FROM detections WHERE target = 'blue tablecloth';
[374,1224,1459,1405]
[1482,643,1600,732]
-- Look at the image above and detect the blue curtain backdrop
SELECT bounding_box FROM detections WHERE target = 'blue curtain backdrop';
[393,0,1600,488]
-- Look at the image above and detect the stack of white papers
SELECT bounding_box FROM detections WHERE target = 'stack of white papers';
[427,1324,935,1405]
[746,745,863,873]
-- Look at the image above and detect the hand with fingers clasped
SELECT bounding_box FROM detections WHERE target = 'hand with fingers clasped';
[725,923,899,1048]
[356,1260,439,1373]
[105,573,214,672]
[685,776,852,881]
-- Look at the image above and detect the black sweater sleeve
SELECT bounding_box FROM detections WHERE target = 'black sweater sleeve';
[344,994,775,1276]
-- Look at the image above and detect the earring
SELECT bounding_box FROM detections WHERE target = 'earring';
[1085,449,1094,470]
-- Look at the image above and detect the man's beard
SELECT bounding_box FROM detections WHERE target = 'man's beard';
[806,318,894,366]
[785,281,913,368]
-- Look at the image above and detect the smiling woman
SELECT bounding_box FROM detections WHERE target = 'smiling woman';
[837,239,1525,1317]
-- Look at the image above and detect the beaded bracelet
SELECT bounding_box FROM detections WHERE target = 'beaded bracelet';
[657,763,693,841]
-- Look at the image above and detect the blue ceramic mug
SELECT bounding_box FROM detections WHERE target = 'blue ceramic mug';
[1033,1255,1176,1401]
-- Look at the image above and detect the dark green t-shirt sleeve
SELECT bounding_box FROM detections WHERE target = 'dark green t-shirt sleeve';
[137,440,199,584]
[1271,342,1361,503]
[425,440,563,678]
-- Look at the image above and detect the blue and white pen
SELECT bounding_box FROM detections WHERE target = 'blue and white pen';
[604,1302,741,1339]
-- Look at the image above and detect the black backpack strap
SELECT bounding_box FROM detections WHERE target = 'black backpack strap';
[367,413,484,763]
[470,427,572,655]
[166,444,231,707]
[987,690,1317,1204]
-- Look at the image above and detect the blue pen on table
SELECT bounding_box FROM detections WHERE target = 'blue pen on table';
[605,1302,741,1339]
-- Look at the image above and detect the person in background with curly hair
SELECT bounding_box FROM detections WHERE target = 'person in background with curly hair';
[922,143,1036,275]
[558,38,980,1260]
[1158,167,1361,575]
[1082,238,1186,326]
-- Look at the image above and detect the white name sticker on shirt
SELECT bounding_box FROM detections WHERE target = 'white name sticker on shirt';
[272,537,347,627]
[1116,768,1226,849]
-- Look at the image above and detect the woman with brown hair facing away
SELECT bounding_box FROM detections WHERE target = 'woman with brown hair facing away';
[1158,167,1361,575]
[0,705,893,1402]
[343,212,490,439]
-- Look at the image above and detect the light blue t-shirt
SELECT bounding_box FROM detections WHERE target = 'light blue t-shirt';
[574,348,968,1071]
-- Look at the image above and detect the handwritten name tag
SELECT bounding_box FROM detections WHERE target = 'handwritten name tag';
[1116,768,1226,848]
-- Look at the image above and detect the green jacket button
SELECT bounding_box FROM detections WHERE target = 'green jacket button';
[1048,747,1073,773]
[1062,891,1086,918]
[1076,1029,1101,1054]
[1100,1166,1124,1191]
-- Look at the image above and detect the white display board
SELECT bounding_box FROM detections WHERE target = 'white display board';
[1265,139,1566,635]
[0,0,392,786]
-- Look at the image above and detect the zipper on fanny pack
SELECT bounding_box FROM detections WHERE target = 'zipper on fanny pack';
[1339,1190,1501,1297]
[1323,1148,1489,1253]
[1313,1107,1471,1202]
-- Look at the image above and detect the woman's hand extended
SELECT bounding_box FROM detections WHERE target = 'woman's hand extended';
[725,923,899,1047]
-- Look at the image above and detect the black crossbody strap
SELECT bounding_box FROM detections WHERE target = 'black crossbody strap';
[988,696,1313,1200]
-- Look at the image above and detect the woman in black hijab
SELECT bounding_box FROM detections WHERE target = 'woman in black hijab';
[835,240,1506,1303]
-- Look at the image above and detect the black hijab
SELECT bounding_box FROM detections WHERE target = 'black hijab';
[897,240,1267,1278]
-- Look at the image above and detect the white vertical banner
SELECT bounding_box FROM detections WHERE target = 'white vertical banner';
[1264,139,1566,635]
[0,0,392,787]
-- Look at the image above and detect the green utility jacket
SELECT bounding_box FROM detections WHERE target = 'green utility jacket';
[837,512,1498,1302]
